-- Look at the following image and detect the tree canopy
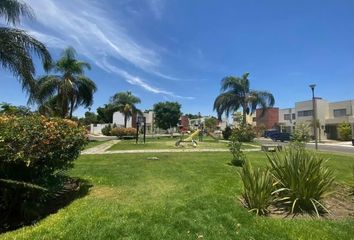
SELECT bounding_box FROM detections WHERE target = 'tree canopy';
[153,101,182,130]
[213,73,275,124]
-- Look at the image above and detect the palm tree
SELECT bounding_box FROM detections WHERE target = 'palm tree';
[0,0,51,92]
[32,47,97,118]
[213,73,275,125]
[110,91,141,127]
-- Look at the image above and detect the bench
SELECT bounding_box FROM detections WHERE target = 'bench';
[261,144,282,152]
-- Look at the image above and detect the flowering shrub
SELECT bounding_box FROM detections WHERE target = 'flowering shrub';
[111,127,136,138]
[232,124,256,142]
[0,114,87,226]
[0,115,87,180]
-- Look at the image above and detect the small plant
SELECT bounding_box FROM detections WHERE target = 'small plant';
[222,126,232,140]
[239,161,274,215]
[232,124,256,142]
[228,135,246,166]
[337,122,352,141]
[291,122,311,143]
[267,146,334,216]
[101,124,112,136]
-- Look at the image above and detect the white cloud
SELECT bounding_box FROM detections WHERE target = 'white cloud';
[21,0,192,98]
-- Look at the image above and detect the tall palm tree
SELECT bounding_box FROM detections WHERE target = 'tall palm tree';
[213,73,275,125]
[32,47,97,118]
[110,91,141,127]
[0,0,51,92]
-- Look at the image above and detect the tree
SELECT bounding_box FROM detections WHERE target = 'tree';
[204,117,218,131]
[96,104,117,123]
[31,47,97,118]
[0,0,52,92]
[153,101,182,131]
[337,122,352,141]
[213,73,275,124]
[79,111,99,125]
[185,113,199,119]
[110,91,141,127]
[291,122,311,143]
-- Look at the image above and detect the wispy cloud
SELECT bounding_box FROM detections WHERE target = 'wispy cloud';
[147,0,164,19]
[21,0,192,99]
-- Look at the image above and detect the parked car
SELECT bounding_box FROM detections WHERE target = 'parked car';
[264,129,278,138]
[270,132,291,142]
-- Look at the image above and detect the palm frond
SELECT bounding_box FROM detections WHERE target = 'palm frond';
[0,0,33,25]
[0,28,52,92]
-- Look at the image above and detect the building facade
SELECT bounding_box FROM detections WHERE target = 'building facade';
[277,99,354,140]
[255,108,279,130]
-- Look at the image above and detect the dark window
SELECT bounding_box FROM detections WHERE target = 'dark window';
[333,109,346,117]
[298,110,313,117]
[292,113,296,120]
[252,117,256,122]
[284,114,291,120]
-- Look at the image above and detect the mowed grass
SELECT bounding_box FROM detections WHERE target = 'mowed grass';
[1,151,353,240]
[84,140,108,150]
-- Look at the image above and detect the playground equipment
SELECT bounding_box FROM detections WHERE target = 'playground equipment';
[175,129,201,147]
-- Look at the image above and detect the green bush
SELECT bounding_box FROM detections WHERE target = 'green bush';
[228,135,246,166]
[101,124,112,136]
[0,115,87,224]
[337,121,352,141]
[239,161,274,215]
[111,127,136,138]
[222,126,232,140]
[267,146,334,216]
[291,122,311,143]
[232,124,256,142]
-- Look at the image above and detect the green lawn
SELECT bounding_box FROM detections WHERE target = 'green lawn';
[1,151,353,240]
[84,140,108,150]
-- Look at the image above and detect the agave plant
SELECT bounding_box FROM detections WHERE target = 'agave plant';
[239,160,274,215]
[267,146,334,216]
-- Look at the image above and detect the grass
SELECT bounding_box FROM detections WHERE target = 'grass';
[107,137,257,151]
[1,151,353,239]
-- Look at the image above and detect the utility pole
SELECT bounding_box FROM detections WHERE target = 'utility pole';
[309,84,318,150]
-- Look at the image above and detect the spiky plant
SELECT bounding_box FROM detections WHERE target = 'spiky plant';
[239,160,274,215]
[267,146,334,216]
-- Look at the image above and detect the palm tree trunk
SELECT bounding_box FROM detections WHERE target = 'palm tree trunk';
[124,114,127,128]
[242,109,247,126]
[69,100,74,119]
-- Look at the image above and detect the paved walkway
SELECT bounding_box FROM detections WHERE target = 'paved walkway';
[81,140,261,155]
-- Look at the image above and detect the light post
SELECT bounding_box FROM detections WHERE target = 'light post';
[309,84,318,150]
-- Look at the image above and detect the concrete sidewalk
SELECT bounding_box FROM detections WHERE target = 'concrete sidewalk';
[81,140,261,155]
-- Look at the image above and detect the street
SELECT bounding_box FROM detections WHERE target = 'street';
[255,138,354,155]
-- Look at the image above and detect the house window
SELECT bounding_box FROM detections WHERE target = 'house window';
[284,114,291,120]
[292,113,296,120]
[297,110,313,117]
[333,109,346,117]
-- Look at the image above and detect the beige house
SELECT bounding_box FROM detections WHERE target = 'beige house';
[280,98,354,140]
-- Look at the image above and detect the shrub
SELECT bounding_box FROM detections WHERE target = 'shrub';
[239,160,274,215]
[291,122,311,143]
[0,115,87,224]
[228,135,246,166]
[337,122,352,141]
[101,124,112,136]
[111,127,136,138]
[267,146,334,216]
[222,126,232,140]
[232,124,256,142]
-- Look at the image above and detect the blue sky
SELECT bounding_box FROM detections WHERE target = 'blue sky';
[1,0,354,117]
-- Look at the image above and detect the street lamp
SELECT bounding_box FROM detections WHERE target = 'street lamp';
[309,84,318,150]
